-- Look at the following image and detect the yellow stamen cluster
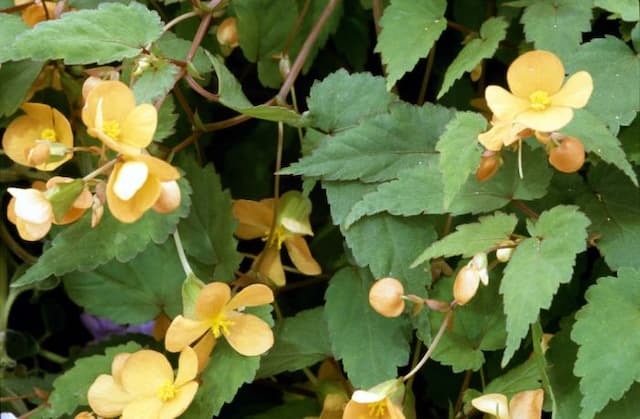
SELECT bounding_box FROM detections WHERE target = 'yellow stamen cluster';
[367,400,387,417]
[210,312,235,338]
[102,120,121,140]
[263,225,288,250]
[156,381,178,402]
[40,128,57,141]
[529,90,552,111]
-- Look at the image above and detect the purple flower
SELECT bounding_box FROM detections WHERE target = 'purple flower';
[80,313,154,342]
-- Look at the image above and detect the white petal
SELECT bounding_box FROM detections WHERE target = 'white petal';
[113,161,149,201]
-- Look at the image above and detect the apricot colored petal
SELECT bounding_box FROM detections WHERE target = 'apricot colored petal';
[507,50,564,98]
[111,353,131,384]
[551,71,593,109]
[509,389,543,419]
[471,393,510,419]
[89,127,142,156]
[515,107,574,132]
[82,81,135,130]
[225,313,274,356]
[134,154,180,181]
[165,316,210,352]
[195,282,231,320]
[120,104,157,149]
[232,199,273,239]
[16,218,51,241]
[485,86,529,121]
[2,114,47,167]
[477,124,507,151]
[284,235,322,275]
[21,2,56,26]
[87,374,132,418]
[121,350,173,397]
[174,347,198,387]
[23,103,73,147]
[9,188,51,223]
[387,400,406,419]
[226,284,274,311]
[121,397,163,419]
[7,198,17,225]
[106,164,162,223]
[193,331,216,372]
[254,245,286,287]
[342,399,369,418]
[159,381,199,419]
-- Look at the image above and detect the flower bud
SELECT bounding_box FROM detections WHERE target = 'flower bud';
[216,17,239,48]
[152,180,181,214]
[26,142,51,166]
[453,266,480,306]
[496,247,513,263]
[369,277,405,318]
[476,151,502,182]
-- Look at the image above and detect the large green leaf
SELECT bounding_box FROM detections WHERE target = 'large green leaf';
[0,60,44,117]
[131,61,180,104]
[547,317,582,419]
[63,240,185,324]
[0,14,29,62]
[177,159,242,282]
[375,0,447,90]
[483,357,541,398]
[520,0,592,58]
[325,267,411,388]
[437,17,508,99]
[32,342,141,419]
[572,268,640,419]
[436,112,487,205]
[11,178,192,288]
[563,109,637,186]
[565,36,640,135]
[412,212,518,267]
[594,0,639,22]
[282,102,453,182]
[500,205,590,366]
[10,2,163,65]
[257,307,331,378]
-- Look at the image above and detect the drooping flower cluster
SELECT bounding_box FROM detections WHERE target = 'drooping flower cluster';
[476,50,593,178]
[453,253,489,306]
[472,389,544,419]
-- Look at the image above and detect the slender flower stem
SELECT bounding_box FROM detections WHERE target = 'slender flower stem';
[418,44,437,105]
[283,0,311,55]
[510,199,539,220]
[81,158,117,182]
[447,20,475,35]
[403,304,456,382]
[162,11,199,34]
[531,320,558,411]
[174,230,193,276]
[372,0,383,35]
[39,348,68,364]
[185,74,220,101]
[0,220,37,264]
[277,0,341,104]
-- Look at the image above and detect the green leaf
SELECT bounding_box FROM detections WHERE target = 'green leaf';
[63,240,185,323]
[565,37,640,135]
[375,0,447,90]
[483,357,541,398]
[47,180,84,223]
[33,342,141,419]
[325,267,411,388]
[257,307,331,378]
[436,112,487,205]
[153,94,178,142]
[571,268,640,419]
[520,0,592,58]
[0,14,29,62]
[206,53,309,127]
[577,164,640,270]
[596,384,640,419]
[282,103,453,182]
[428,270,507,372]
[345,144,553,225]
[0,60,44,117]
[306,69,396,133]
[594,0,639,22]
[131,61,180,104]
[619,116,640,165]
[563,109,637,186]
[323,181,379,226]
[412,212,518,267]
[547,317,582,419]
[11,177,192,288]
[437,17,508,99]
[500,205,590,366]
[10,2,163,65]
[153,32,213,77]
[177,159,242,281]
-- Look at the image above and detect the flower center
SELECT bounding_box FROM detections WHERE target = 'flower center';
[40,128,57,141]
[156,380,178,402]
[264,225,287,250]
[367,400,387,417]
[103,120,121,140]
[210,312,235,338]
[529,90,551,111]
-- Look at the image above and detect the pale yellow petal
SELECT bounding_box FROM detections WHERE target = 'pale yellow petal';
[232,199,273,239]
[7,198,17,225]
[121,350,174,397]
[159,381,199,419]
[471,393,510,419]
[82,81,135,130]
[121,397,163,419]
[342,399,372,419]
[192,331,216,372]
[111,352,131,385]
[113,161,149,201]
[509,389,543,419]
[254,245,286,287]
[87,374,132,418]
[515,107,574,132]
[174,347,198,387]
[507,50,565,98]
[15,218,51,241]
[284,235,322,275]
[195,282,231,320]
[119,104,157,149]
[2,114,48,167]
[226,284,274,311]
[551,71,593,109]
[134,154,181,182]
[225,313,274,356]
[485,86,529,121]
[165,316,210,352]
[22,103,73,171]
[106,162,162,223]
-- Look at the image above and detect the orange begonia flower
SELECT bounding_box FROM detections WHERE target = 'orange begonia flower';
[46,177,93,225]
[233,194,321,287]
[106,154,180,223]
[15,0,57,26]
[2,103,73,171]
[87,348,199,419]
[485,50,592,133]
[343,390,405,419]
[477,116,531,152]
[81,80,157,156]
[165,282,274,363]
[7,187,54,241]
[471,389,543,419]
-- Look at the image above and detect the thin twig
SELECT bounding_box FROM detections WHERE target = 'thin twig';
[418,44,437,105]
[510,199,539,220]
[185,74,220,101]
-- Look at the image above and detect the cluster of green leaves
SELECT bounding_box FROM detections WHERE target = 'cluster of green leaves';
[1,0,639,418]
